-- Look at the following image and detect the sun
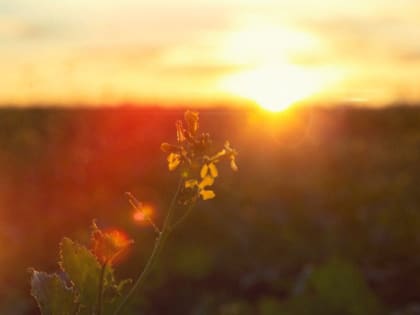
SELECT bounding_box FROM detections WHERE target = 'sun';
[221,64,325,112]
[216,19,337,112]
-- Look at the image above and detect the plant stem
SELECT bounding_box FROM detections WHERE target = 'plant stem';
[170,198,197,230]
[112,176,184,315]
[97,261,108,315]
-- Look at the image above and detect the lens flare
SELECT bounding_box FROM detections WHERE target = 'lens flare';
[133,204,155,224]
[91,225,133,265]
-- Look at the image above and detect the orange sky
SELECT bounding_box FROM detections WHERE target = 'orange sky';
[1,0,420,109]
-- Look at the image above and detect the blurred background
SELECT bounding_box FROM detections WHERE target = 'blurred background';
[1,0,420,314]
[1,106,420,314]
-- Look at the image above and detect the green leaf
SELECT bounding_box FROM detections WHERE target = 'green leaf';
[102,278,132,315]
[29,269,77,315]
[59,237,101,314]
[309,259,384,315]
[277,259,385,315]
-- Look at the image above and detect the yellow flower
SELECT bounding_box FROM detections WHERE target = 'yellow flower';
[199,175,215,188]
[200,162,218,179]
[162,110,238,201]
[224,141,239,171]
[160,142,179,153]
[185,179,198,188]
[199,190,215,200]
[184,110,199,136]
[184,176,216,200]
[198,176,216,200]
[176,120,186,143]
[167,153,181,171]
[161,112,199,171]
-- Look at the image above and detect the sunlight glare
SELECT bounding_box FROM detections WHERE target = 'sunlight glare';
[133,204,154,224]
[218,19,336,112]
[221,64,327,112]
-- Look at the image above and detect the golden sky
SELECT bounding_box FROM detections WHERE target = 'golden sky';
[1,0,420,108]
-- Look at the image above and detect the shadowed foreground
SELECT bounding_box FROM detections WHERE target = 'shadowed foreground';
[0,106,420,314]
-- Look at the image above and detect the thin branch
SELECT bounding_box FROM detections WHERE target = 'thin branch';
[126,192,161,234]
[170,198,197,231]
[113,177,184,315]
[97,261,108,315]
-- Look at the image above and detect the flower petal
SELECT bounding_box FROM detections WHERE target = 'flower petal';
[185,179,198,188]
[208,162,218,178]
[230,157,238,172]
[210,149,226,162]
[168,153,181,171]
[200,189,215,200]
[176,120,186,143]
[160,142,179,153]
[184,110,199,135]
[199,176,214,189]
[200,163,209,178]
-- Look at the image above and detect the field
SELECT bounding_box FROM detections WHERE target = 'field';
[1,106,420,314]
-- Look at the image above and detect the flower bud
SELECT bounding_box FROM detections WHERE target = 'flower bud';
[184,110,199,135]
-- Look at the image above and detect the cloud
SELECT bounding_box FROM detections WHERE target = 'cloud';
[157,63,244,78]
[0,18,32,38]
[295,15,420,65]
[397,50,420,62]
[0,17,56,40]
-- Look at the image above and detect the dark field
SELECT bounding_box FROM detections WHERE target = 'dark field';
[1,106,420,314]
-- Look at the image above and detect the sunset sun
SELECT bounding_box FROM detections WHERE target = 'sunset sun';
[221,64,326,112]
[217,21,335,112]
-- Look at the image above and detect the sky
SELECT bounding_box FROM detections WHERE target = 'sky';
[1,0,420,108]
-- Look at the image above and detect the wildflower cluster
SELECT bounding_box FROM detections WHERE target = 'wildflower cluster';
[161,110,238,200]
[30,110,238,315]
